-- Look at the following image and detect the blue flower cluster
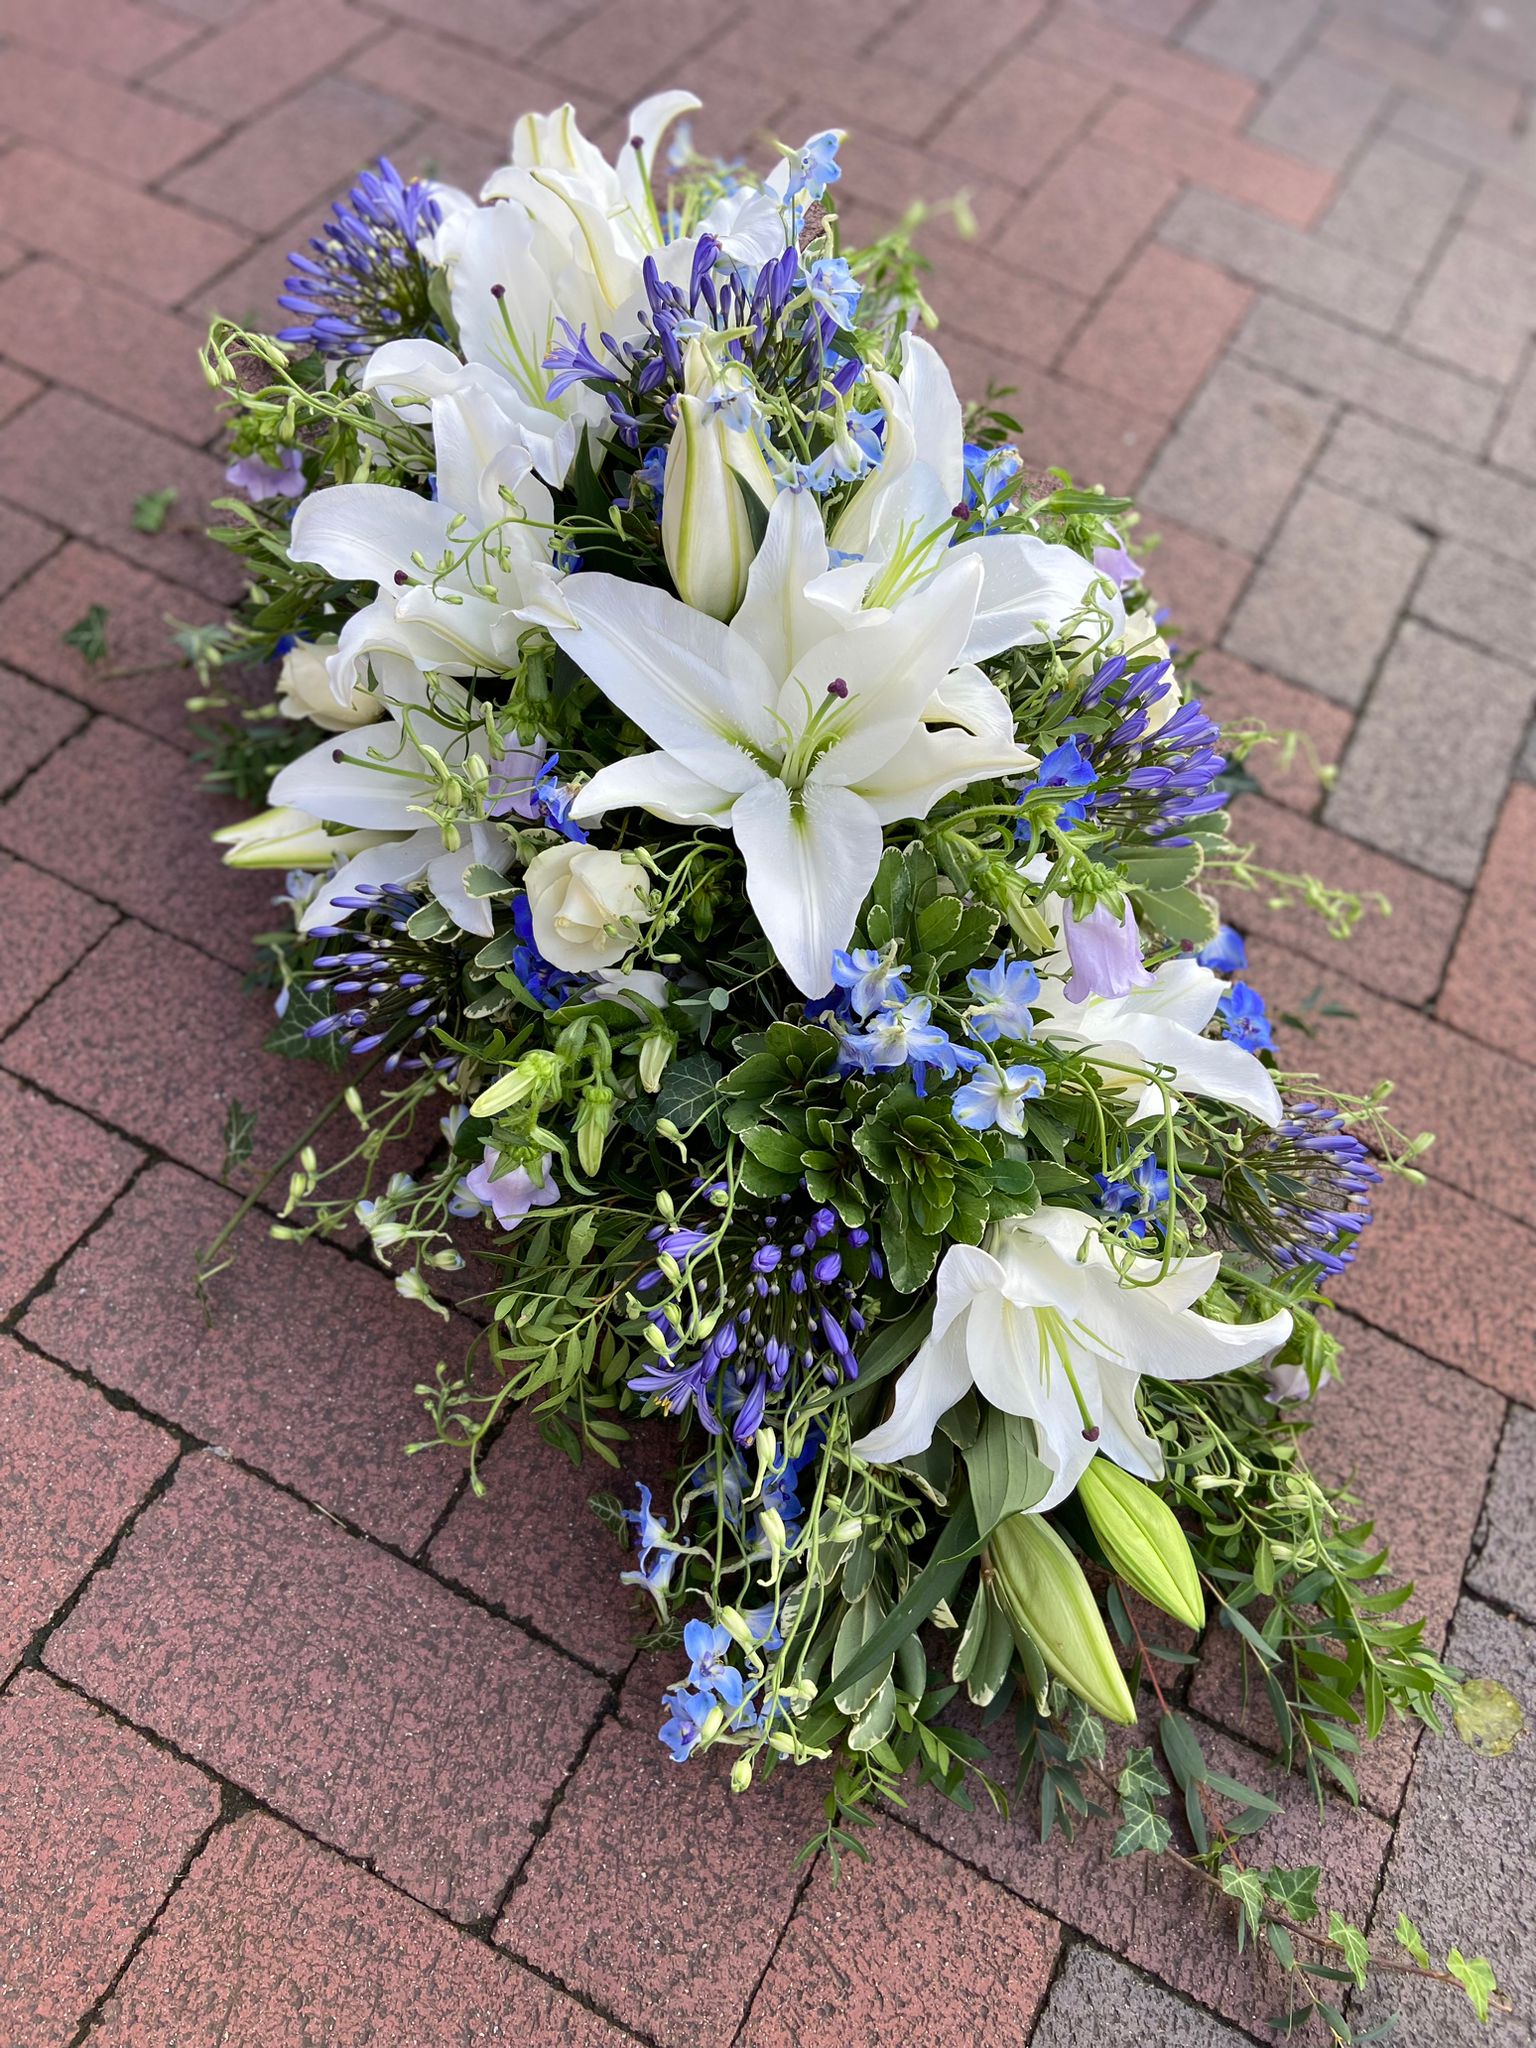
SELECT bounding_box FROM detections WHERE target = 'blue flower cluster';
[629,1200,874,1441]
[302,881,459,1070]
[278,159,442,357]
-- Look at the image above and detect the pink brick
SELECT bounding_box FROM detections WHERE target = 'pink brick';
[742,1817,1061,2047]
[1194,650,1352,812]
[0,1071,140,1312]
[505,1654,824,2045]
[1253,937,1536,1219]
[931,49,1113,187]
[797,117,1018,251]
[1438,784,1536,1066]
[1191,1314,1503,1811]
[0,48,220,182]
[1226,794,1465,1006]
[429,1413,676,1674]
[0,541,219,746]
[0,1338,175,1676]
[362,0,561,58]
[707,28,958,145]
[991,133,1180,297]
[24,1164,477,1550]
[1094,94,1334,227]
[0,0,202,78]
[162,76,426,237]
[91,1812,631,2048]
[1141,514,1251,644]
[1322,12,1523,127]
[1035,4,1259,123]
[0,663,85,794]
[872,0,1043,87]
[0,391,241,603]
[532,0,739,104]
[929,240,1090,367]
[0,501,60,595]
[46,1453,607,1920]
[1332,1173,1536,1402]
[0,358,40,426]
[910,1713,1389,2034]
[0,855,115,1036]
[0,1671,218,2048]
[935,327,1163,494]
[1061,243,1251,420]
[0,717,287,969]
[346,24,600,142]
[149,0,377,121]
[0,260,213,443]
[1,919,424,1191]
[0,145,249,305]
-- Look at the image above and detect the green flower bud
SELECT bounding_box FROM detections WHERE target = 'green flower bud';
[1077,1458,1205,1633]
[575,1081,615,1174]
[730,1755,754,1792]
[470,1049,565,1118]
[638,1028,675,1094]
[987,1511,1136,1726]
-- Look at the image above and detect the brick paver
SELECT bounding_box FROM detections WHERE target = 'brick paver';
[2,4,1533,2041]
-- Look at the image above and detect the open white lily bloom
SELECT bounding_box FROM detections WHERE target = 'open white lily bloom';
[288,385,557,709]
[1035,951,1283,1127]
[853,1206,1293,1507]
[526,490,1035,996]
[830,334,1126,663]
[268,671,517,937]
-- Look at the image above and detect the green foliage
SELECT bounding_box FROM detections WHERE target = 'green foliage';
[62,604,110,664]
[131,486,179,533]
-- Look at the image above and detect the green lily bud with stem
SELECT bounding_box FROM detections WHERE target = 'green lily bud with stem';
[1076,1457,1206,1633]
[987,1510,1137,1725]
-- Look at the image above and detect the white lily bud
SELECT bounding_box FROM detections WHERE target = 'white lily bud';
[661,393,757,620]
[213,806,377,871]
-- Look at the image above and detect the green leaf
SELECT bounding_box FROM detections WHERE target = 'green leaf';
[1328,1911,1371,1992]
[741,1124,807,1175]
[1117,1746,1169,1804]
[1452,1676,1527,1756]
[1220,1865,1266,1943]
[1394,1913,1430,1970]
[1135,883,1220,947]
[654,1052,723,1141]
[62,603,110,665]
[1263,1865,1321,1922]
[131,486,179,533]
[1064,1693,1106,1764]
[1158,1711,1208,1789]
[1445,1950,1497,2024]
[1111,1799,1172,1857]
[964,1407,1051,1538]
[825,1499,978,1704]
[220,1098,257,1178]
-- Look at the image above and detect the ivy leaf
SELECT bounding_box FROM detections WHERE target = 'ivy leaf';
[655,1052,723,1143]
[1063,1693,1106,1764]
[1116,1746,1168,1804]
[1445,1949,1497,2024]
[1111,1798,1171,1858]
[1394,1913,1430,1969]
[1327,1911,1371,1991]
[220,1099,257,1178]
[1262,1865,1321,1922]
[131,486,179,533]
[62,604,110,665]
[1220,1865,1266,1944]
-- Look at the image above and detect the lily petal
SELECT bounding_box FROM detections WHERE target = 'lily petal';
[730,778,884,997]
[572,750,747,826]
[289,483,452,588]
[954,530,1127,662]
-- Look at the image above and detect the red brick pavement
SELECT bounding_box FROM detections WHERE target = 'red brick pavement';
[1,2,1533,2042]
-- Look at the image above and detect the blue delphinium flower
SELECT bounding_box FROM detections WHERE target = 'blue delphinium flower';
[1199,924,1247,974]
[277,158,442,356]
[830,944,910,1017]
[1018,737,1097,833]
[620,1483,689,1605]
[510,895,577,1008]
[786,128,842,199]
[1093,1156,1171,1239]
[1218,981,1273,1053]
[961,441,1023,531]
[532,756,589,843]
[839,995,982,1095]
[805,255,861,328]
[658,1685,715,1761]
[964,956,1040,1042]
[684,1618,735,1692]
[951,1062,1046,1136]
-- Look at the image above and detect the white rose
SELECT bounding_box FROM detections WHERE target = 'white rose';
[524,844,654,972]
[276,640,380,732]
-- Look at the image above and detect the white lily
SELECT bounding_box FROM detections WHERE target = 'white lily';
[287,384,557,710]
[829,334,1126,663]
[853,1206,1293,1507]
[526,489,1035,996]
[267,671,516,937]
[1035,950,1283,1127]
